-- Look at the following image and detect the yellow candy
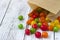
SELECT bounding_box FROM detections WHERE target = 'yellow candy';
[31,21,37,25]
[57,24,60,29]
[54,20,59,25]
[46,17,51,22]
[50,22,55,27]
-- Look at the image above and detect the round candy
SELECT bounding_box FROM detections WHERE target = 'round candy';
[57,24,60,29]
[25,29,30,35]
[31,21,37,25]
[40,17,46,23]
[18,15,23,20]
[48,25,53,31]
[35,18,39,22]
[54,20,59,25]
[35,32,41,38]
[50,22,55,27]
[46,17,51,22]
[32,15,37,18]
[32,24,38,29]
[28,12,34,17]
[42,31,48,38]
[42,21,48,27]
[18,24,23,29]
[29,17,34,21]
[57,16,60,22]
[39,12,47,17]
[37,22,42,27]
[36,7,42,13]
[53,26,59,32]
[30,28,36,34]
[27,19,32,25]
[40,25,48,31]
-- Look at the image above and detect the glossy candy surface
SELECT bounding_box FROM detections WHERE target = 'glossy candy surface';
[31,21,37,25]
[18,15,23,20]
[18,24,23,29]
[53,26,59,32]
[30,28,36,34]
[35,32,41,38]
[40,25,48,31]
[32,24,38,29]
[25,29,30,35]
[42,31,48,38]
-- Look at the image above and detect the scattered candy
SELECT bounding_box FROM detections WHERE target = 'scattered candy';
[18,15,23,20]
[48,25,53,31]
[30,28,36,34]
[37,22,42,27]
[18,7,60,39]
[35,18,39,22]
[53,26,59,32]
[54,20,59,25]
[31,21,37,25]
[42,31,48,38]
[35,32,41,38]
[18,24,23,29]
[32,24,38,29]
[25,29,30,35]
[40,25,48,31]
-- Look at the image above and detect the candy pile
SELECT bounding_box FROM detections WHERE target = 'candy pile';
[25,7,60,38]
[18,7,60,38]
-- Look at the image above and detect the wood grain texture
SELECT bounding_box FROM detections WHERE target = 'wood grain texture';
[0,0,60,40]
[0,0,11,25]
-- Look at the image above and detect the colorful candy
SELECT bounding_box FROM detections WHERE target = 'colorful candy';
[37,22,42,27]
[18,15,23,20]
[48,25,53,31]
[35,18,39,22]
[25,29,30,35]
[18,24,23,29]
[30,28,36,34]
[32,24,38,29]
[40,25,48,31]
[42,31,48,38]
[54,20,59,25]
[53,26,59,32]
[31,21,37,25]
[35,32,41,38]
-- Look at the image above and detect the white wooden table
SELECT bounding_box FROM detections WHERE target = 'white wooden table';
[0,0,60,40]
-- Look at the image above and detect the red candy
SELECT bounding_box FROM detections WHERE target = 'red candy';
[35,32,41,38]
[25,29,30,35]
[32,15,37,18]
[40,25,48,31]
[32,24,38,29]
[42,22,48,27]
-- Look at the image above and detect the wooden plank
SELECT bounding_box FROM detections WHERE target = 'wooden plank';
[0,0,11,24]
[42,31,54,40]
[0,0,30,40]
[55,31,60,40]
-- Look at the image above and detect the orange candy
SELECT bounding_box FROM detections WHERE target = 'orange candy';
[39,12,47,17]
[27,17,34,25]
[57,16,60,22]
[48,25,53,31]
[42,31,48,38]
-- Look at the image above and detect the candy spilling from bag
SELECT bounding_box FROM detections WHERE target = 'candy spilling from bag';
[18,0,60,38]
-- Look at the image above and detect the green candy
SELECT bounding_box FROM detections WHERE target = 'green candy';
[37,22,41,27]
[18,15,23,20]
[30,28,36,34]
[18,24,23,29]
[36,8,43,13]
[53,26,59,32]
[35,18,39,23]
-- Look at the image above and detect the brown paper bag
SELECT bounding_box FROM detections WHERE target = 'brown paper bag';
[28,0,60,21]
